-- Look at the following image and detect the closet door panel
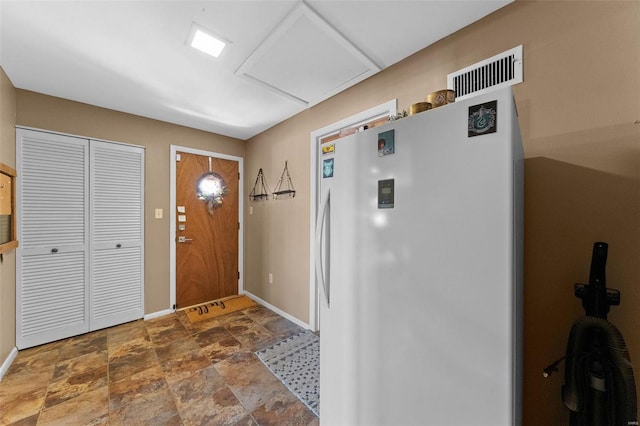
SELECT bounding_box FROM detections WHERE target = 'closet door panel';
[92,143,144,245]
[90,141,144,330]
[20,252,87,344]
[19,132,88,253]
[92,246,142,326]
[16,129,89,349]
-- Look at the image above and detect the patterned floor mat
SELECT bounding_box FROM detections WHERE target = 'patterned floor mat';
[255,330,320,416]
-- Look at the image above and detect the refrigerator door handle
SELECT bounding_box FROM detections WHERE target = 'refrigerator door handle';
[315,189,330,307]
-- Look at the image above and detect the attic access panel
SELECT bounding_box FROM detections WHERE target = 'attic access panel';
[236,3,380,106]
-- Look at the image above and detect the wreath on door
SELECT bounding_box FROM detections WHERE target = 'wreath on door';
[196,160,228,214]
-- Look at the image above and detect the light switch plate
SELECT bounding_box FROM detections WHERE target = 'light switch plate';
[155,208,163,219]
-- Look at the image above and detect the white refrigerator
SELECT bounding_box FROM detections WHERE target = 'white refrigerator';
[315,87,523,426]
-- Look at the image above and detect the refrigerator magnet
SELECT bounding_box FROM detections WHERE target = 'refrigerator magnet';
[377,129,395,156]
[378,179,394,208]
[468,100,497,137]
[322,144,335,155]
[322,158,334,178]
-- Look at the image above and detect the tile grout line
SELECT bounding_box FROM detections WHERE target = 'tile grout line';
[107,328,113,423]
[146,318,187,426]
[177,310,261,425]
[36,346,59,423]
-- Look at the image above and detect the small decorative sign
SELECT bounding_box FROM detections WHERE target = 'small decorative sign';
[378,129,395,156]
[468,100,497,137]
[322,158,334,178]
[322,144,335,155]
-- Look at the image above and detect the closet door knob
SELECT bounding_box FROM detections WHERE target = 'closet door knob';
[51,248,58,253]
[116,244,122,248]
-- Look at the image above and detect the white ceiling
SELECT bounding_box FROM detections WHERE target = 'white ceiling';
[0,0,512,140]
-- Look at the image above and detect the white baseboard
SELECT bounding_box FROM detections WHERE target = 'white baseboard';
[0,347,18,381]
[144,308,174,321]
[242,291,310,330]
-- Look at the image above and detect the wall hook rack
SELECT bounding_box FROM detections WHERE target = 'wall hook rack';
[249,168,271,201]
[273,161,296,199]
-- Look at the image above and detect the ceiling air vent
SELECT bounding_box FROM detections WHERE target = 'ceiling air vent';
[447,45,523,101]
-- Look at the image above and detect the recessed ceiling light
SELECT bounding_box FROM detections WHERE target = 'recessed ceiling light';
[187,23,226,58]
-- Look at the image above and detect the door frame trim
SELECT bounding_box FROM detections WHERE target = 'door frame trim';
[169,145,244,310]
[308,99,396,331]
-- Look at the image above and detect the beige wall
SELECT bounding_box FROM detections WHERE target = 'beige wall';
[15,90,245,316]
[0,67,17,366]
[245,1,640,424]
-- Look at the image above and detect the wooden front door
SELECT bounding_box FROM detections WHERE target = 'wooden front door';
[176,152,239,308]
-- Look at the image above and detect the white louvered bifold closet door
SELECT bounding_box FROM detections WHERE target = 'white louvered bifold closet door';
[17,129,145,349]
[90,141,144,330]
[16,129,90,349]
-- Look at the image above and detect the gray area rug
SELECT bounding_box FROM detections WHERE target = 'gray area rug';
[255,330,320,416]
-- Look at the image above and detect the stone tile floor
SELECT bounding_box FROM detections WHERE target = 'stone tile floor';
[0,303,318,425]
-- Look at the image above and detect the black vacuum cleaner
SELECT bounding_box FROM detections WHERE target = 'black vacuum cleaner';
[546,242,638,425]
